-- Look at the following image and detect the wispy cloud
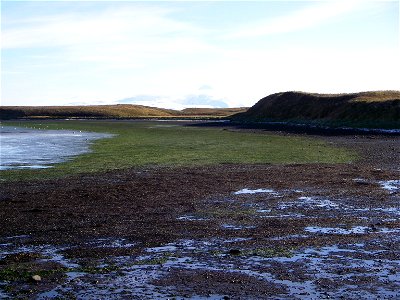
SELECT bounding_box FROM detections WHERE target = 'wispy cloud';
[2,6,196,48]
[226,1,363,38]
[2,5,216,68]
[2,4,214,70]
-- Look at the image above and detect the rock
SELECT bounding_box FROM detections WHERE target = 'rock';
[31,275,41,282]
[228,249,241,255]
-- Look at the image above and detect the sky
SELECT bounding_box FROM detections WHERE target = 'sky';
[1,0,399,109]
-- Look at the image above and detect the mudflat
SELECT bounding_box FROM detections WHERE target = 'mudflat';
[0,126,399,299]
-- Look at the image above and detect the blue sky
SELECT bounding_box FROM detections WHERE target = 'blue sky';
[1,0,399,108]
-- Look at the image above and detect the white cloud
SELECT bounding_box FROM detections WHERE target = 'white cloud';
[2,1,398,107]
[114,94,228,110]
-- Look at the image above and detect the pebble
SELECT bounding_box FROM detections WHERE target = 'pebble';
[31,275,41,282]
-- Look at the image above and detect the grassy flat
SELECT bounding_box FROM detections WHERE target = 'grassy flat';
[0,120,356,181]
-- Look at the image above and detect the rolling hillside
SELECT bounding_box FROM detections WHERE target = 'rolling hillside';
[233,91,400,128]
[0,105,246,120]
[0,105,176,119]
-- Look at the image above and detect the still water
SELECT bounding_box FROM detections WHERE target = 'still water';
[0,126,113,170]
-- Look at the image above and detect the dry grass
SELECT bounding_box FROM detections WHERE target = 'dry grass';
[353,91,400,102]
[292,90,400,102]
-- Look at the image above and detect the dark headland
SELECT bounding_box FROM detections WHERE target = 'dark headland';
[233,91,400,129]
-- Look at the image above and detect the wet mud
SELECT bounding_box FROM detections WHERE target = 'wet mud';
[0,130,399,299]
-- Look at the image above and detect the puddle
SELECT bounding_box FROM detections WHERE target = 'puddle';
[278,196,339,210]
[0,289,11,300]
[305,226,371,235]
[2,235,399,299]
[260,212,305,218]
[4,235,30,240]
[0,126,114,170]
[146,245,178,253]
[0,242,79,269]
[256,209,272,213]
[234,188,277,195]
[373,207,400,216]
[354,178,400,193]
[304,226,399,235]
[221,224,256,230]
[379,180,400,193]
[270,234,310,241]
[223,237,252,243]
[85,238,136,248]
[240,243,400,298]
[298,196,339,208]
[177,215,209,221]
[353,178,369,183]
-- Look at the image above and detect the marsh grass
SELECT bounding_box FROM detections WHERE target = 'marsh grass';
[0,120,356,181]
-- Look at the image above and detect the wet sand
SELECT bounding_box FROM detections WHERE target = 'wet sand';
[0,127,399,299]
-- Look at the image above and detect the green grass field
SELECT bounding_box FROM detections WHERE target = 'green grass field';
[0,120,357,181]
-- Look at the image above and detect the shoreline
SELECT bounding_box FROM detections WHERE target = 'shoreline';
[0,124,399,298]
[3,117,400,135]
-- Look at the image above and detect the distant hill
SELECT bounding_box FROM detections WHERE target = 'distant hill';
[232,91,400,128]
[0,105,176,120]
[0,105,247,120]
[180,107,247,116]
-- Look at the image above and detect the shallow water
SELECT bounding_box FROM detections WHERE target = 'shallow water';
[278,196,339,210]
[305,226,400,235]
[176,215,209,221]
[0,126,114,170]
[234,188,277,195]
[379,180,400,193]
[3,235,396,300]
[1,180,400,299]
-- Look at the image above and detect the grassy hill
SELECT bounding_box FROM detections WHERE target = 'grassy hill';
[233,91,400,129]
[0,105,246,120]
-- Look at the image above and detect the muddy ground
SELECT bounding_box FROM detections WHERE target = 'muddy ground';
[0,125,399,299]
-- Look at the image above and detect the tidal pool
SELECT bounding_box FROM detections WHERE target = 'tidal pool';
[0,126,114,170]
